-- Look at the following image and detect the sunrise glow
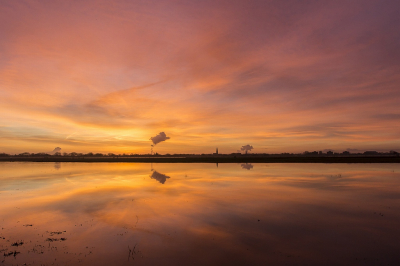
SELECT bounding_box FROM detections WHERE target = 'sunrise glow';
[1,1,399,154]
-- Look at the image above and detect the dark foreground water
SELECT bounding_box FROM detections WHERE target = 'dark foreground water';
[0,162,399,265]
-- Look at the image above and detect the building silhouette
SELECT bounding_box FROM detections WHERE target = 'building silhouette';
[213,148,218,155]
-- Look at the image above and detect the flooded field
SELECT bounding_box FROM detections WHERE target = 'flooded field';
[0,162,399,265]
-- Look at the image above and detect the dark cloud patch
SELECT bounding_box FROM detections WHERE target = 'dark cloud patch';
[150,132,170,145]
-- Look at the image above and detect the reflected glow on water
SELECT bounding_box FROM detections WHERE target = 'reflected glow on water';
[0,163,400,265]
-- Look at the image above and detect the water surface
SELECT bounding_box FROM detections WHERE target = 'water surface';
[1,163,399,265]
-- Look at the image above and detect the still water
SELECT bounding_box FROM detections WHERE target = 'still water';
[0,162,399,265]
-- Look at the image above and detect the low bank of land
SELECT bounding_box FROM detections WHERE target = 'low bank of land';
[0,155,399,163]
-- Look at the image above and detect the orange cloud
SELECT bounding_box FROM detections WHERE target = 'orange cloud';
[0,1,400,154]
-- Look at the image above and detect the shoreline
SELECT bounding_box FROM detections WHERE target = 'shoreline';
[1,156,399,163]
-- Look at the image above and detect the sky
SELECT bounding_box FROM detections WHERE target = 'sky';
[1,0,400,154]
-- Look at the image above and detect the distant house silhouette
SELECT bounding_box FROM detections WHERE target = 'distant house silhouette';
[364,151,378,155]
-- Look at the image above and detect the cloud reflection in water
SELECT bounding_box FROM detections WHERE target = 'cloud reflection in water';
[0,163,399,265]
[150,171,171,184]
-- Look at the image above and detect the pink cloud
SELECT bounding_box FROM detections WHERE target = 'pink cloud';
[0,0,399,153]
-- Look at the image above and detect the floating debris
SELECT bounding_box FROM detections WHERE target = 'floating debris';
[128,244,137,261]
[46,238,67,242]
[48,231,66,236]
[11,241,24,247]
[3,251,20,257]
